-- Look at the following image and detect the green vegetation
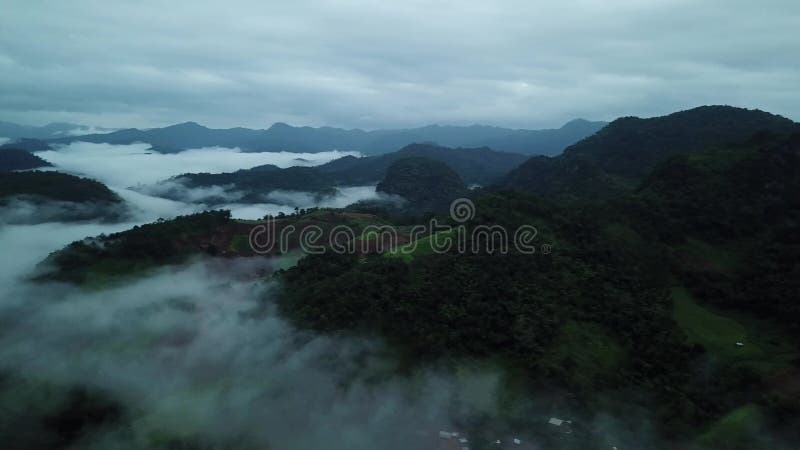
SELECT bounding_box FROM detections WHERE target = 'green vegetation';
[0,148,52,171]
[276,130,800,443]
[672,287,759,362]
[376,156,467,212]
[695,404,765,450]
[37,210,233,284]
[496,106,798,202]
[385,229,456,261]
[0,374,123,449]
[171,143,527,203]
[538,321,625,390]
[29,112,800,446]
[177,164,338,199]
[319,143,528,185]
[0,171,121,204]
[279,192,693,402]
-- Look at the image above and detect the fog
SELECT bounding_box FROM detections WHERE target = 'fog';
[0,144,497,447]
[0,144,667,449]
[27,142,382,221]
[36,142,360,186]
[135,180,386,220]
[0,209,516,449]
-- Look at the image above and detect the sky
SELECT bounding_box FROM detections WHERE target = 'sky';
[0,0,798,130]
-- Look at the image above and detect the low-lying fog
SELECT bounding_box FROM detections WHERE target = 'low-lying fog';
[36,143,357,186]
[0,208,511,449]
[0,142,658,449]
[32,142,381,220]
[0,142,512,449]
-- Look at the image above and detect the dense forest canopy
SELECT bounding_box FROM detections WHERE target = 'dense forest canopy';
[496,106,800,202]
[9,107,800,449]
[168,143,524,203]
[0,148,52,172]
[0,171,121,204]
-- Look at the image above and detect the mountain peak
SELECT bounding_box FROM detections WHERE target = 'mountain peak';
[560,118,603,130]
[165,121,207,130]
[268,122,294,131]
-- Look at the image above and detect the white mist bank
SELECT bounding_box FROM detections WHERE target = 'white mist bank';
[0,249,499,449]
[0,195,660,450]
[25,141,381,221]
[36,142,360,186]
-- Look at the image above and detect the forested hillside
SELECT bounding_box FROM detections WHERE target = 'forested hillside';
[496,106,799,201]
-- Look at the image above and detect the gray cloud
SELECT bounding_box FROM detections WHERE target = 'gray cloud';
[0,0,797,130]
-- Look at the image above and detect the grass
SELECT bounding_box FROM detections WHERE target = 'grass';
[602,223,644,245]
[671,286,797,372]
[694,404,764,450]
[384,229,457,262]
[539,320,625,388]
[681,238,741,273]
[672,286,755,359]
[229,234,250,254]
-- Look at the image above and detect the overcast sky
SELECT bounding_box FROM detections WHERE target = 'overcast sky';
[1,0,798,130]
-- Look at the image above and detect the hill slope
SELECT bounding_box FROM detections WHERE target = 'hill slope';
[277,131,800,446]
[496,106,799,201]
[167,143,522,203]
[318,143,527,185]
[376,157,467,212]
[0,171,125,222]
[0,148,52,171]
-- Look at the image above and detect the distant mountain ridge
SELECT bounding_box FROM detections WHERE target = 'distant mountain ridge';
[0,121,115,140]
[167,143,522,203]
[495,105,800,201]
[38,119,607,156]
[376,157,468,212]
[0,148,52,172]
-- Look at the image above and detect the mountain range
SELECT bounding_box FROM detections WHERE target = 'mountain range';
[495,106,800,201]
[0,121,115,140]
[170,143,527,202]
[2,119,608,156]
[24,104,800,447]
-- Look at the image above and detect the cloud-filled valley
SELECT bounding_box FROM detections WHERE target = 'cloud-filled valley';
[22,142,381,221]
[1,1,799,447]
[0,144,488,449]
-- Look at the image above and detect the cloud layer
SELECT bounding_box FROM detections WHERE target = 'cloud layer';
[0,220,504,449]
[0,0,798,129]
[27,142,377,220]
[36,142,359,187]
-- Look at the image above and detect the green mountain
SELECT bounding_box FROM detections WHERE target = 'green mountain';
[169,143,523,203]
[174,165,337,203]
[629,132,800,330]
[0,138,53,152]
[0,171,124,222]
[277,130,800,447]
[318,143,527,185]
[0,148,52,172]
[0,171,121,205]
[26,108,800,448]
[376,157,467,212]
[496,106,799,201]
